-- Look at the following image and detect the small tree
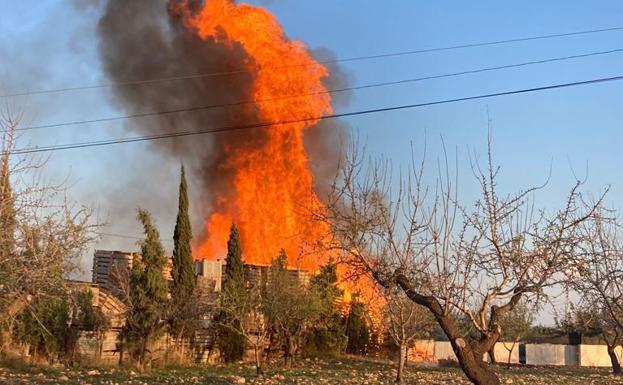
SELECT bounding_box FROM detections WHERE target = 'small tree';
[74,289,109,360]
[263,249,319,367]
[384,288,436,383]
[122,209,169,371]
[0,103,95,354]
[568,210,623,374]
[12,296,69,363]
[574,305,623,373]
[217,280,270,376]
[345,294,370,355]
[497,300,533,367]
[169,165,196,352]
[306,258,346,355]
[215,223,246,362]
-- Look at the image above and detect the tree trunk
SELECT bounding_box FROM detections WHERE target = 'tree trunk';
[505,341,517,369]
[395,275,502,385]
[487,347,497,364]
[138,337,150,373]
[97,332,103,361]
[453,341,500,385]
[284,335,298,368]
[607,344,621,374]
[119,345,125,366]
[253,345,264,376]
[284,335,292,368]
[396,343,407,383]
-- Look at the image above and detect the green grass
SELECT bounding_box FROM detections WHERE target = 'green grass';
[1,358,623,385]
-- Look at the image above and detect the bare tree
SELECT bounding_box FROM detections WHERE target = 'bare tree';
[217,281,270,376]
[574,304,622,373]
[263,250,319,367]
[497,299,533,367]
[567,208,623,373]
[384,287,435,383]
[0,101,96,353]
[318,136,603,385]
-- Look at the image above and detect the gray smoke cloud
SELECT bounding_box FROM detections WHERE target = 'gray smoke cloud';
[93,0,350,241]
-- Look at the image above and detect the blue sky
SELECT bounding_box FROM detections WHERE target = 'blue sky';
[3,0,623,323]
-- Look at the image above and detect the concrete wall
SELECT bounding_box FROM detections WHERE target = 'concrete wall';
[411,341,623,367]
[489,342,520,364]
[409,340,519,364]
[578,344,623,367]
[434,341,456,362]
[525,344,578,366]
[408,340,435,362]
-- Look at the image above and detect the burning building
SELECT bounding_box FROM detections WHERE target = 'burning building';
[194,258,311,292]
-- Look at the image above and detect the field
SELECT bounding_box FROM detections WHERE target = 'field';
[1,358,622,385]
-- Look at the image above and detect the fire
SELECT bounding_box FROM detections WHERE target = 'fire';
[181,0,332,271]
[177,0,384,320]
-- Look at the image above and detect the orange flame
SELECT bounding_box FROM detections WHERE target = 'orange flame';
[179,1,385,321]
[182,0,331,271]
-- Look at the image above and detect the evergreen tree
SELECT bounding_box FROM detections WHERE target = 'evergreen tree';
[345,294,370,355]
[215,223,246,362]
[306,258,346,355]
[225,223,244,285]
[123,209,169,371]
[12,296,69,362]
[75,289,109,360]
[170,165,196,341]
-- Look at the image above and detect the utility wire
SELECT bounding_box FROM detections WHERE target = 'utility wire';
[19,47,623,132]
[10,73,623,155]
[3,25,623,98]
[97,232,174,242]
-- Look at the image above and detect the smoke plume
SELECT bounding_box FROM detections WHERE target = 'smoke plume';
[94,0,349,243]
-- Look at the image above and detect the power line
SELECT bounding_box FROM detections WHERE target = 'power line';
[97,232,143,240]
[3,25,623,98]
[19,47,623,132]
[10,73,623,155]
[97,232,174,242]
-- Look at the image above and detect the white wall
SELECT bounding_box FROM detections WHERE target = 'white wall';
[410,340,614,367]
[433,341,520,364]
[408,339,435,362]
[525,344,578,366]
[434,341,456,362]
[578,345,623,367]
[489,342,519,364]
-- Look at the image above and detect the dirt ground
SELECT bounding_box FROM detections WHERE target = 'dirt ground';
[1,358,622,385]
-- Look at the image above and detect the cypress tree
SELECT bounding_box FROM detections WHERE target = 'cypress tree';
[224,223,244,285]
[170,165,196,340]
[215,223,246,362]
[123,209,168,371]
